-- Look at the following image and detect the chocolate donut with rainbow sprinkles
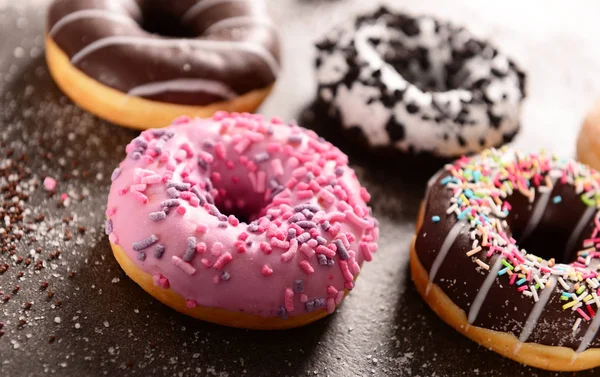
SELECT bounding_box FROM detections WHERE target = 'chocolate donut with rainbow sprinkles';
[412,147,600,371]
[46,0,280,129]
[106,112,379,329]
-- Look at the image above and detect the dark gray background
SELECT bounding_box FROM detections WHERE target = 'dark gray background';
[1,0,600,376]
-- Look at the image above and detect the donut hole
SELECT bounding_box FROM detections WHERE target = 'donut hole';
[212,184,268,225]
[504,184,590,264]
[139,6,197,39]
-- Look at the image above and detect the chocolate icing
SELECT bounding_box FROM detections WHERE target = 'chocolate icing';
[416,152,600,350]
[47,0,280,105]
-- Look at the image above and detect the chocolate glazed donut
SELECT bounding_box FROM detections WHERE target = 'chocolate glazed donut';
[412,149,600,371]
[45,0,280,129]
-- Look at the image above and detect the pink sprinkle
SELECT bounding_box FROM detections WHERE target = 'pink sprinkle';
[177,206,187,215]
[142,175,162,184]
[132,191,148,204]
[577,308,592,321]
[235,241,246,253]
[271,238,290,250]
[213,252,232,270]
[292,167,307,178]
[281,239,298,262]
[228,215,239,226]
[328,223,341,236]
[267,142,282,153]
[43,177,56,191]
[105,207,117,217]
[299,260,314,275]
[234,138,251,154]
[345,210,372,229]
[285,288,295,312]
[238,232,249,241]
[196,242,207,254]
[108,232,119,245]
[198,150,214,163]
[186,299,197,309]
[326,297,335,314]
[327,285,338,296]
[259,242,272,254]
[130,183,147,192]
[335,290,344,305]
[359,187,371,202]
[211,242,224,256]
[285,177,298,189]
[297,190,314,200]
[172,115,191,125]
[189,197,200,207]
[325,212,346,223]
[300,243,315,258]
[316,245,336,258]
[271,159,284,176]
[152,274,170,289]
[517,285,528,292]
[196,223,208,234]
[318,189,336,205]
[360,242,373,261]
[261,265,273,276]
[172,256,196,275]
[201,258,213,268]
[174,149,187,162]
[118,187,129,196]
[215,143,226,160]
[339,260,354,282]
[300,294,308,303]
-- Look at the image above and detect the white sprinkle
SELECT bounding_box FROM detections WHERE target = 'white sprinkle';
[573,318,582,334]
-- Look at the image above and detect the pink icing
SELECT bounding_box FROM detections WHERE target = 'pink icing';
[106,112,379,319]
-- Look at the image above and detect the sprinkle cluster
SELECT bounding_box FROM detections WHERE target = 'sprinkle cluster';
[107,112,378,319]
[438,148,600,332]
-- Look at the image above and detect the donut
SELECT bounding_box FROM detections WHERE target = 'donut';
[412,147,600,371]
[46,0,280,130]
[577,99,600,171]
[106,112,379,329]
[315,7,527,158]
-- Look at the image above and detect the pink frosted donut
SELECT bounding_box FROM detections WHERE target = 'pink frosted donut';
[106,112,379,329]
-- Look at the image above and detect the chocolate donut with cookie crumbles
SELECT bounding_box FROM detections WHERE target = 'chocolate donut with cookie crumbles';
[315,7,526,158]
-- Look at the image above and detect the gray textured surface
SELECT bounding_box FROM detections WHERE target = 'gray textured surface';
[1,0,599,376]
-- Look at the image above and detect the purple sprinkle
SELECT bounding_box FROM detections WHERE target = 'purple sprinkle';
[165,130,175,138]
[218,214,228,222]
[220,271,231,281]
[297,232,311,243]
[296,221,317,229]
[288,213,306,223]
[314,298,326,308]
[205,193,215,204]
[130,151,141,160]
[327,258,335,267]
[305,300,315,312]
[254,152,270,163]
[203,140,215,149]
[302,209,314,220]
[317,254,328,266]
[149,211,167,221]
[334,239,349,260]
[167,180,191,191]
[321,221,331,231]
[183,237,196,262]
[277,306,288,319]
[154,244,165,259]
[293,279,304,293]
[166,187,180,198]
[267,126,274,135]
[287,228,297,240]
[205,179,213,191]
[269,185,284,199]
[294,203,320,213]
[161,199,180,208]
[268,178,280,189]
[132,234,158,251]
[110,168,121,182]
[246,240,253,247]
[335,167,344,176]
[134,138,148,148]
[306,172,315,181]
[316,236,327,245]
[197,158,208,171]
[288,135,303,144]
[104,219,113,235]
[151,129,165,137]
[137,252,146,261]
[247,222,259,232]
[207,204,221,217]
[218,222,228,228]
